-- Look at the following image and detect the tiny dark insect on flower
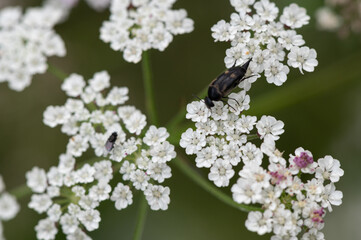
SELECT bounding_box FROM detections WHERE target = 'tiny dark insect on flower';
[204,58,252,109]
[105,132,117,152]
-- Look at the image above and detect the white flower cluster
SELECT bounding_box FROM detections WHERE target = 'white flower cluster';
[180,97,344,239]
[100,0,194,63]
[0,6,66,91]
[315,0,361,38]
[28,71,176,239]
[0,175,20,239]
[44,0,111,20]
[211,0,318,88]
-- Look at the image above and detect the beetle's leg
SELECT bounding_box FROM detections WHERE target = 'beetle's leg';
[241,74,259,81]
[222,99,237,112]
[223,96,240,106]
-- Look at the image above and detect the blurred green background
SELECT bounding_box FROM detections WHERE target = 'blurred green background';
[0,0,360,239]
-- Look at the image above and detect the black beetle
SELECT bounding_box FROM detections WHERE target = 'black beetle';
[204,59,252,109]
[105,132,117,152]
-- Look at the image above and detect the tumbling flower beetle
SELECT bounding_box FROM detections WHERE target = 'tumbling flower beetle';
[105,132,117,152]
[204,59,252,109]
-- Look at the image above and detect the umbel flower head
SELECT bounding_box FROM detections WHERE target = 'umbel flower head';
[29,71,176,239]
[180,96,344,239]
[0,5,66,91]
[211,0,318,89]
[100,0,194,63]
[0,175,20,239]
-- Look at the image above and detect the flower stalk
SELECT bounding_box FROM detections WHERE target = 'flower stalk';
[133,195,148,240]
[174,152,263,213]
[141,51,158,126]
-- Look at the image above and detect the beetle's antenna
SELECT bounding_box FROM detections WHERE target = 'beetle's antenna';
[192,94,204,102]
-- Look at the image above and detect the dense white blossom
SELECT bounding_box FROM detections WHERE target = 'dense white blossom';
[100,0,194,63]
[180,89,343,239]
[211,0,318,87]
[27,70,177,238]
[0,5,65,91]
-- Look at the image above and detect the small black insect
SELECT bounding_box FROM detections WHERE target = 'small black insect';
[105,132,117,152]
[204,58,252,109]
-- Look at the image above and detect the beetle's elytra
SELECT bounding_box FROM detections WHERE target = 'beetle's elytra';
[204,59,252,109]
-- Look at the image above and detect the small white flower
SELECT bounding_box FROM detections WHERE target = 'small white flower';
[28,194,52,214]
[78,195,99,210]
[278,30,305,50]
[264,59,290,86]
[211,20,235,42]
[315,155,344,183]
[47,167,63,187]
[261,135,286,165]
[123,111,147,135]
[43,106,71,128]
[147,162,172,183]
[231,178,262,204]
[78,209,101,231]
[0,193,20,221]
[119,161,136,181]
[280,3,310,29]
[245,210,273,235]
[61,73,85,97]
[143,126,170,146]
[93,160,113,182]
[208,159,235,187]
[240,142,263,165]
[106,86,129,105]
[305,179,324,202]
[256,115,284,140]
[287,46,318,74]
[149,141,176,163]
[88,181,112,202]
[180,128,206,155]
[186,101,210,123]
[35,218,58,240]
[195,146,218,168]
[26,167,48,193]
[254,0,279,22]
[320,183,343,212]
[236,115,257,134]
[301,228,325,240]
[60,213,79,234]
[111,183,133,210]
[75,164,95,184]
[130,169,149,191]
[89,70,110,92]
[66,135,89,157]
[144,184,170,211]
[47,204,62,222]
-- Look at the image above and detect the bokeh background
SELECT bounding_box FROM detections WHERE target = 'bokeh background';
[0,0,360,239]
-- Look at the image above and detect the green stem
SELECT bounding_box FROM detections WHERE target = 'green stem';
[142,51,158,126]
[133,195,148,240]
[9,184,32,199]
[174,152,263,212]
[47,64,68,81]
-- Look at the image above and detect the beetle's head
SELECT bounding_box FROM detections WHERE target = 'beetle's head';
[204,97,214,109]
